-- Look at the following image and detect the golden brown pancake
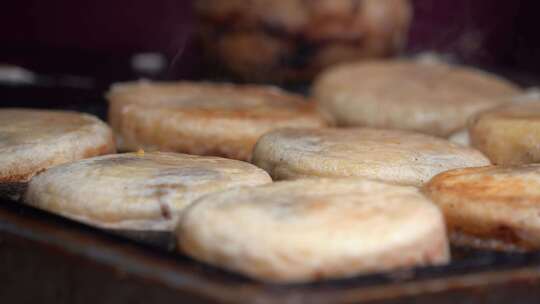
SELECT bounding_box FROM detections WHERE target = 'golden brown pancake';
[0,109,115,199]
[424,165,540,251]
[107,81,329,161]
[194,0,412,82]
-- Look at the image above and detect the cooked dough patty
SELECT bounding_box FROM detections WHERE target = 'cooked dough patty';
[448,88,540,147]
[423,165,540,251]
[0,109,114,197]
[252,128,490,186]
[107,81,329,161]
[24,152,272,231]
[469,101,540,165]
[313,60,521,137]
[178,178,449,283]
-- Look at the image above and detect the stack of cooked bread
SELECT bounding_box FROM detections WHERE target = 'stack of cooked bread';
[5,56,540,283]
[194,0,412,82]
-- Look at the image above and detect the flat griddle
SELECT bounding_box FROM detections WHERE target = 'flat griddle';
[1,68,540,303]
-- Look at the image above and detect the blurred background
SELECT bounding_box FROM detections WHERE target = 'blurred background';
[1,0,540,95]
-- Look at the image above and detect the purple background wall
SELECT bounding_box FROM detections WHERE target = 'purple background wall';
[1,0,539,80]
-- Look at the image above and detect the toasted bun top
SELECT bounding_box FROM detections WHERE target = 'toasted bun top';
[107,81,325,121]
[24,152,272,231]
[425,165,540,199]
[423,164,540,250]
[0,109,114,182]
[252,127,490,186]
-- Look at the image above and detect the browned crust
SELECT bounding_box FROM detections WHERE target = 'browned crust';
[115,112,326,161]
[446,220,538,252]
[136,102,323,121]
[0,138,114,201]
[0,138,115,185]
[107,82,329,161]
[106,82,325,120]
[423,166,540,252]
[0,172,38,184]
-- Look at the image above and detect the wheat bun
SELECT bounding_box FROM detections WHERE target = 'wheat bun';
[0,109,115,198]
[448,88,540,147]
[194,0,412,82]
[252,128,490,186]
[313,60,521,137]
[469,101,540,165]
[107,81,329,161]
[24,152,272,231]
[423,165,540,251]
[178,178,449,283]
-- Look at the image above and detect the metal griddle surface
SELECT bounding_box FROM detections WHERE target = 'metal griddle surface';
[1,69,540,303]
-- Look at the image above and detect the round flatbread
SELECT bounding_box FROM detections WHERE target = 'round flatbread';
[423,165,540,251]
[107,81,329,161]
[178,178,449,283]
[0,109,115,198]
[469,101,540,165]
[24,152,272,231]
[448,88,540,147]
[313,60,521,137]
[252,128,490,186]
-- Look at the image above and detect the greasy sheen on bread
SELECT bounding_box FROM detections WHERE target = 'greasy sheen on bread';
[0,109,115,197]
[24,152,272,231]
[314,60,521,137]
[107,81,329,161]
[178,178,449,282]
[469,101,540,165]
[424,165,540,251]
[252,128,490,186]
